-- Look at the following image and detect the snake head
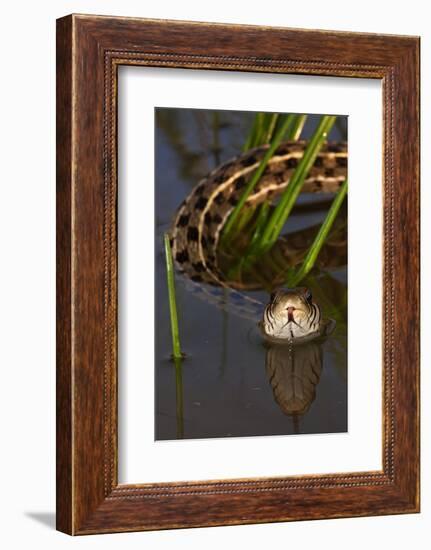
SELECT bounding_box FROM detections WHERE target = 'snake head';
[262,287,321,341]
[269,287,314,316]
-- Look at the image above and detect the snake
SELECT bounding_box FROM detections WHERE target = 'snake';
[260,287,335,342]
[169,139,347,339]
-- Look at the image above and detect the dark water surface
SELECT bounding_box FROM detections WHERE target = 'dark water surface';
[155,108,347,440]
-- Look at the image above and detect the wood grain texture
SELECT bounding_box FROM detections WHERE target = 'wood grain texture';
[56,14,420,535]
[56,16,73,535]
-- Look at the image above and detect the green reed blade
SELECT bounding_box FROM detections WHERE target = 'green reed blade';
[221,113,298,244]
[287,114,307,140]
[243,112,265,151]
[286,178,348,287]
[255,115,337,255]
[242,115,257,152]
[164,233,182,359]
[240,114,306,261]
[248,113,262,149]
[243,112,300,152]
[264,113,280,143]
[249,201,271,249]
[232,205,256,234]
[271,112,305,141]
[258,113,284,146]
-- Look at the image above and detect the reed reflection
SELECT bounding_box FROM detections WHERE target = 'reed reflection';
[173,357,184,439]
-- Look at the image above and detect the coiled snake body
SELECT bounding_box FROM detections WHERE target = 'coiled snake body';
[169,139,347,339]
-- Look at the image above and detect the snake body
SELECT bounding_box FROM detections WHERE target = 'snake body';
[169,139,347,339]
[170,139,347,289]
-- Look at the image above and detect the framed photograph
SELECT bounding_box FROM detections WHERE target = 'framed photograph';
[56,14,420,534]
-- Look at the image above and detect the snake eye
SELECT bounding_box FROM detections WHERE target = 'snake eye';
[270,288,282,302]
[305,288,312,302]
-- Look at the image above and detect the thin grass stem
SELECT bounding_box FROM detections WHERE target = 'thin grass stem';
[249,201,270,249]
[254,115,337,255]
[247,112,266,150]
[221,113,298,244]
[287,114,307,140]
[242,117,257,152]
[264,113,280,143]
[164,233,182,359]
[286,178,348,287]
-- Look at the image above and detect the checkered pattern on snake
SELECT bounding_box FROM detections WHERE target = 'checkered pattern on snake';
[170,140,347,285]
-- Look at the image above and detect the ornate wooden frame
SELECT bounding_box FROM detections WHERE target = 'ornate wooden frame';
[56,14,420,534]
